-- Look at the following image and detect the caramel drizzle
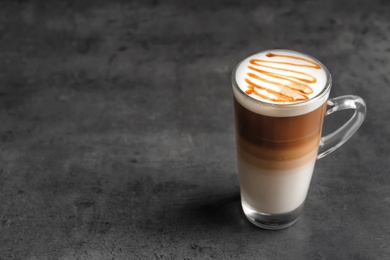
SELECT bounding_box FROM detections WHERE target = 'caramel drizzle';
[245,52,321,102]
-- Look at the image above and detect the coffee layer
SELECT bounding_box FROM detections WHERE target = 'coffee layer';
[237,138,319,170]
[234,97,327,163]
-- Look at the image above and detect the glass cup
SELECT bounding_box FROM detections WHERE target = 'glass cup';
[232,49,366,230]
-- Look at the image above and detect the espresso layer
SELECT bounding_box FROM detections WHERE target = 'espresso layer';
[237,139,318,170]
[234,97,326,163]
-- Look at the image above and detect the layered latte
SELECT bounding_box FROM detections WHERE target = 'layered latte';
[233,49,329,214]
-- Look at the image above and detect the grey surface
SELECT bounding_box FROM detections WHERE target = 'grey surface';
[0,0,389,259]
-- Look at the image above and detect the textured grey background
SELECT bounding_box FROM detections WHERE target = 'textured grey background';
[0,0,389,259]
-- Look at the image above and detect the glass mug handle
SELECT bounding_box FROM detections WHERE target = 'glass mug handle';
[317,95,367,159]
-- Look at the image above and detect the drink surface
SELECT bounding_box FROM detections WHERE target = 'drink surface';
[233,49,330,117]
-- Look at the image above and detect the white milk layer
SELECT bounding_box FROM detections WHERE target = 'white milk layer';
[238,150,317,214]
[233,49,330,117]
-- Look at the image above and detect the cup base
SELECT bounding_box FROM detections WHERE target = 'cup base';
[241,200,304,230]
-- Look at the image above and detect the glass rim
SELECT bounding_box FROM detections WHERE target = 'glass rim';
[231,49,332,109]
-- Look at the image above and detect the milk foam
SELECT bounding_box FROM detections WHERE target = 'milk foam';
[233,49,330,117]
